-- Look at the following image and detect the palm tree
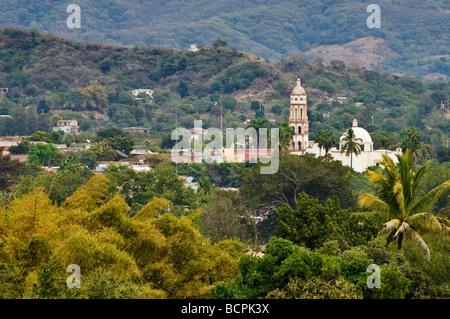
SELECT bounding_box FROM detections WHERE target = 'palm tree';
[198,176,213,195]
[246,117,270,156]
[380,131,393,155]
[358,150,450,260]
[315,130,335,156]
[277,120,293,155]
[340,127,362,169]
[315,130,326,156]
[322,130,335,155]
[402,127,422,162]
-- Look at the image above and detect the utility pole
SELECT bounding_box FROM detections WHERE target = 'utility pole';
[221,94,223,163]
[176,111,178,174]
[220,94,223,135]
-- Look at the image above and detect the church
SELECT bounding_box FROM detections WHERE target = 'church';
[288,77,401,172]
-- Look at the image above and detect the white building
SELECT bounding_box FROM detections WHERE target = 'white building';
[289,78,401,172]
[53,119,79,134]
[132,89,153,100]
[305,119,401,172]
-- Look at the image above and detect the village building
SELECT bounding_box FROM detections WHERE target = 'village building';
[131,89,153,100]
[122,127,151,133]
[53,120,79,135]
[289,78,401,172]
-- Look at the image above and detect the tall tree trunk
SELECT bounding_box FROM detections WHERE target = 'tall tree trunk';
[385,229,396,247]
[398,233,404,250]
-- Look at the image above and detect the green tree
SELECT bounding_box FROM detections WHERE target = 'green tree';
[212,39,227,48]
[79,150,98,169]
[245,117,270,147]
[81,85,108,110]
[358,150,450,260]
[340,127,362,169]
[9,141,32,154]
[0,153,41,192]
[28,131,63,144]
[240,154,355,210]
[277,120,293,154]
[401,127,422,162]
[315,130,335,156]
[380,131,393,154]
[27,143,61,166]
[277,193,350,249]
[95,127,129,140]
[202,190,245,240]
[176,80,189,98]
[104,136,135,155]
[90,140,118,161]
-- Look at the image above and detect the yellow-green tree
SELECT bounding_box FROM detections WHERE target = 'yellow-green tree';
[0,175,243,299]
[81,85,108,110]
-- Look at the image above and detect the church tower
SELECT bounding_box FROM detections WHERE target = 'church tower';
[289,77,309,152]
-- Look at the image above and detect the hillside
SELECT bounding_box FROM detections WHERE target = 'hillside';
[0,28,449,158]
[0,0,448,80]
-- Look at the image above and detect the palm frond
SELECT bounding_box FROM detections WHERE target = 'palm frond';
[407,228,430,261]
[410,160,430,197]
[393,180,406,218]
[436,216,450,235]
[349,210,389,221]
[381,153,397,173]
[406,213,443,234]
[379,218,401,235]
[366,169,388,188]
[409,180,450,216]
[358,193,390,215]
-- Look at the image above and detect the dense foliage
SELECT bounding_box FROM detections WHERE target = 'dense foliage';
[0,28,449,161]
[1,149,448,299]
[0,28,448,300]
[0,175,244,299]
[0,1,448,79]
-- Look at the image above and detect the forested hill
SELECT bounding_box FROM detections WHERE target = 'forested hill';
[0,0,448,80]
[0,28,449,158]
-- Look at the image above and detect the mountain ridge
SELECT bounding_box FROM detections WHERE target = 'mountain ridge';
[0,0,448,80]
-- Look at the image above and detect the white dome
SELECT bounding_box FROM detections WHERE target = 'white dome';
[340,119,372,143]
[291,77,306,95]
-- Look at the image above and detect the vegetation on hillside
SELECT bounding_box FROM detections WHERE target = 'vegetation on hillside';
[0,28,448,163]
[0,0,448,79]
[1,148,449,299]
[0,28,449,300]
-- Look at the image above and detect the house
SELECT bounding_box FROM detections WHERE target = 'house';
[67,143,91,152]
[131,89,153,100]
[95,161,152,173]
[179,175,198,193]
[53,120,79,134]
[187,44,199,52]
[336,96,348,104]
[122,127,151,133]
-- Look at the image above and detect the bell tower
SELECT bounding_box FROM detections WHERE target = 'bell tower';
[289,77,309,152]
